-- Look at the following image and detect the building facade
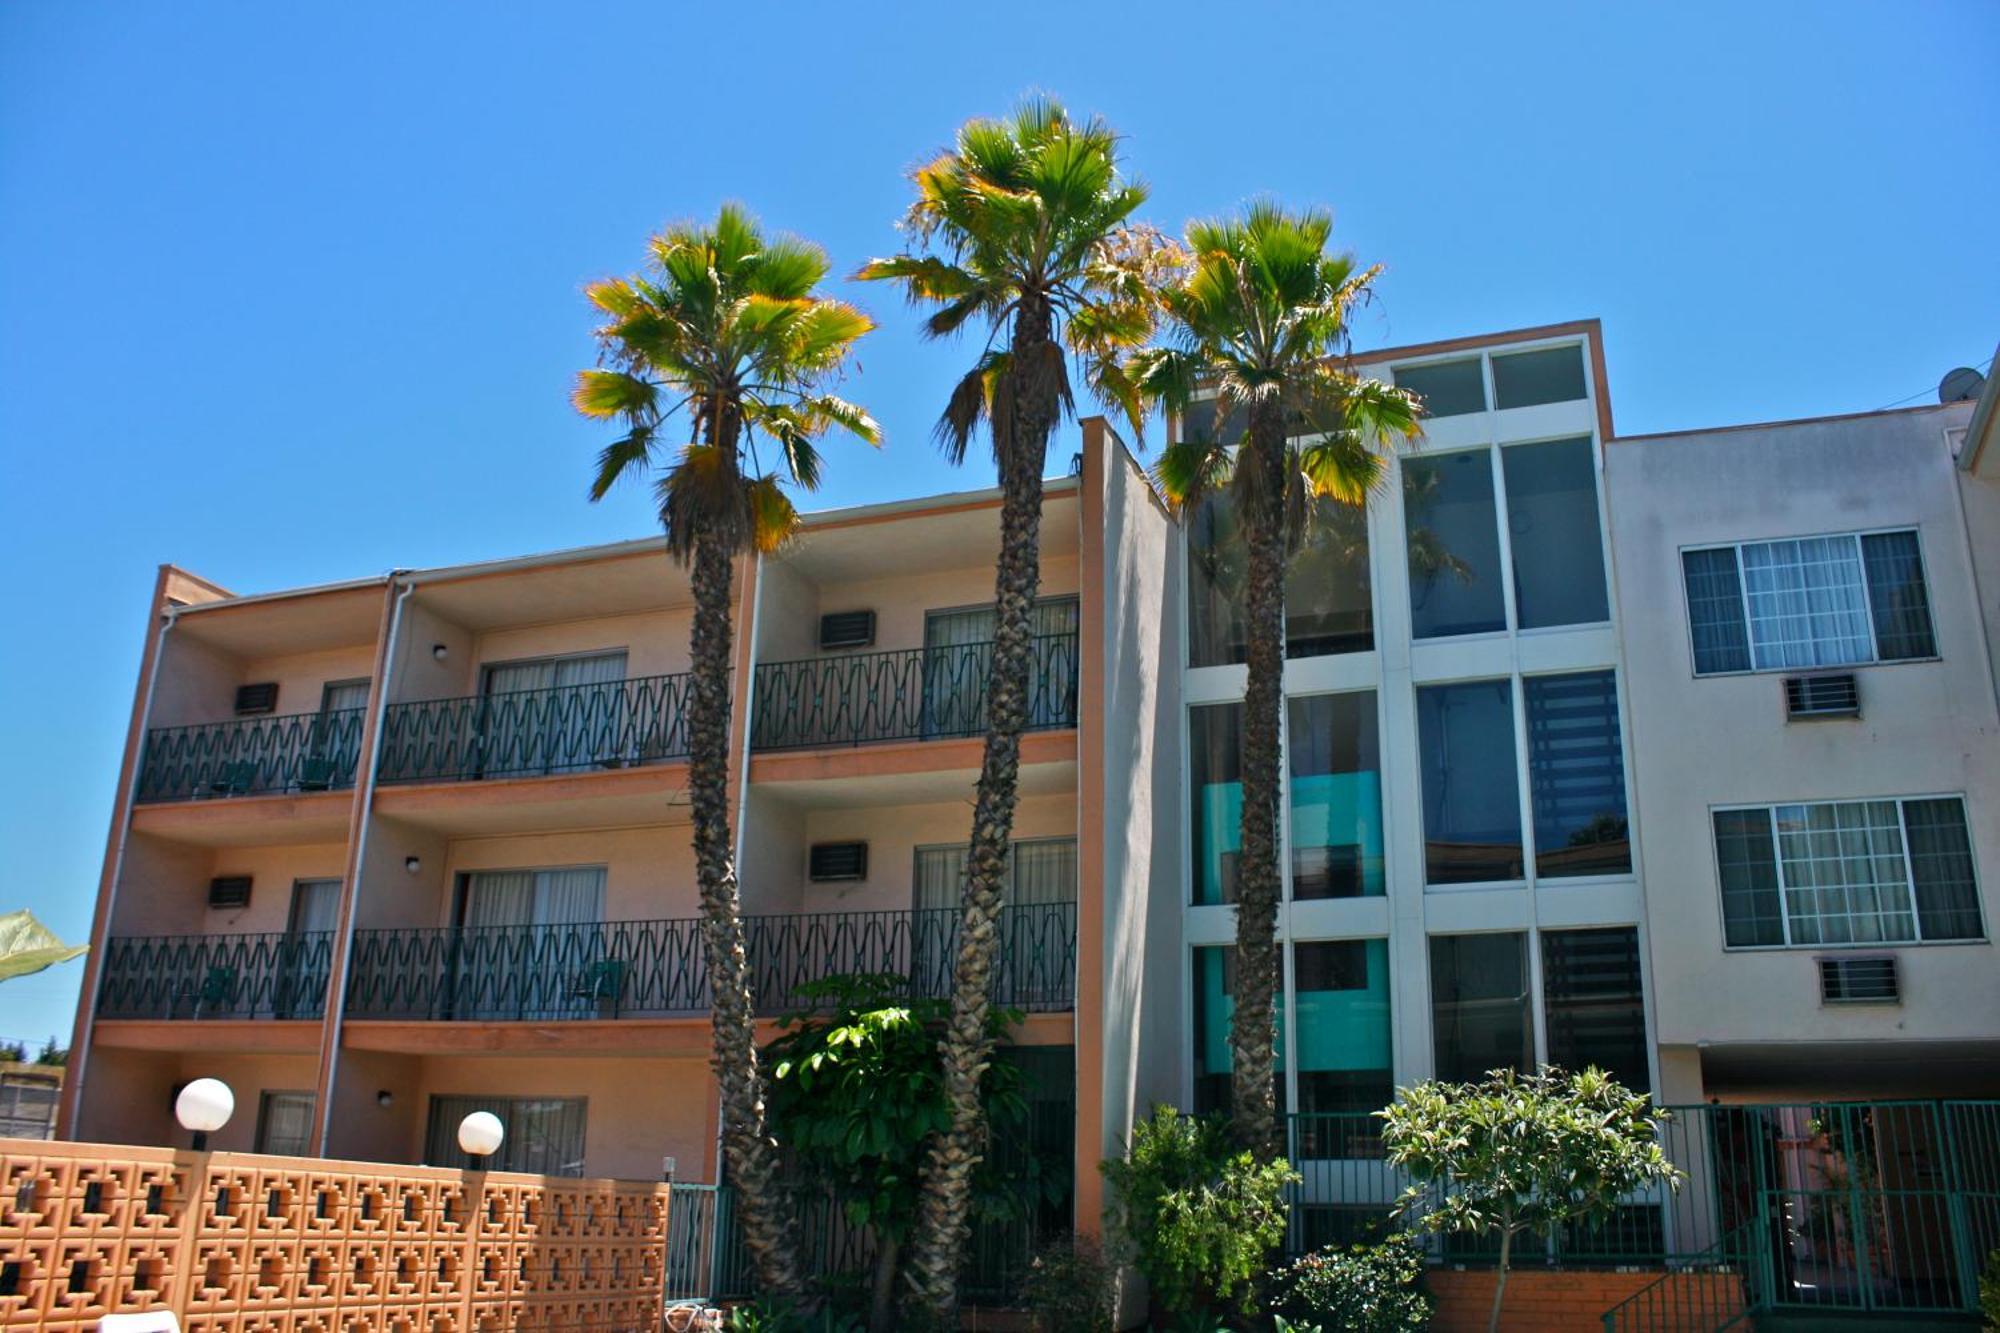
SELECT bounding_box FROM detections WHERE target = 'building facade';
[60,320,1999,1290]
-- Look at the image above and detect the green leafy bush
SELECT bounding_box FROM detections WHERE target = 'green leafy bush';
[1978,1245,1999,1329]
[1266,1234,1433,1332]
[1020,1234,1115,1332]
[1100,1104,1298,1315]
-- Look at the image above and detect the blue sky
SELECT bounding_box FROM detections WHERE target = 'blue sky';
[2,2,1996,1043]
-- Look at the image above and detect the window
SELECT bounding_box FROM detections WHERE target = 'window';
[1502,438,1608,627]
[1524,672,1630,877]
[1190,704,1243,905]
[923,597,1080,733]
[1294,940,1392,1116]
[1394,357,1486,417]
[1188,495,1372,666]
[1541,928,1649,1093]
[480,650,629,775]
[1417,680,1523,884]
[1191,945,1235,1116]
[1288,693,1384,899]
[1712,796,1982,947]
[255,1092,316,1156]
[1430,933,1532,1082]
[1405,452,1507,638]
[1492,346,1587,410]
[424,1095,587,1176]
[1682,531,1936,674]
[914,838,1077,1005]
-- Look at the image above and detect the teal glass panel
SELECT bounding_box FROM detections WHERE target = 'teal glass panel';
[1294,939,1393,1116]
[1288,693,1384,899]
[1190,704,1242,905]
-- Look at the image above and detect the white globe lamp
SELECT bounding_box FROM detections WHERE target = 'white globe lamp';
[175,1078,235,1151]
[457,1110,504,1163]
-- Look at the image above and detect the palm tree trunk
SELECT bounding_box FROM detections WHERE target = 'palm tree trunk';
[687,531,807,1301]
[904,297,1059,1323]
[1230,401,1286,1160]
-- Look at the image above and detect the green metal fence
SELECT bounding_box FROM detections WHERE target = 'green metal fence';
[374,671,692,784]
[96,930,335,1019]
[748,633,1079,751]
[136,707,365,802]
[1286,1100,2000,1323]
[343,903,1077,1021]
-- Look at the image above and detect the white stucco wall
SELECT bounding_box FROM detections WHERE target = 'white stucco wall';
[1605,402,1999,1079]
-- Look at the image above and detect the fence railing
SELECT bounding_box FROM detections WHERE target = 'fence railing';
[749,633,1079,751]
[344,903,1077,1022]
[375,672,693,784]
[135,707,366,802]
[1600,1227,1754,1333]
[95,930,336,1020]
[1285,1100,2000,1319]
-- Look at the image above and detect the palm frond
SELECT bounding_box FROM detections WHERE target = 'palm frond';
[587,425,658,502]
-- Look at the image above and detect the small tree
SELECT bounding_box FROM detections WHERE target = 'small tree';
[1378,1067,1681,1333]
[1099,1105,1297,1317]
[762,974,1042,1331]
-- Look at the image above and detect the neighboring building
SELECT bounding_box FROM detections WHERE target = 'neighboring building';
[58,318,1998,1300]
[0,1053,62,1140]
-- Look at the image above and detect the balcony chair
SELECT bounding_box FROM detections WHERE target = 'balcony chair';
[295,754,337,791]
[180,965,240,1019]
[201,760,257,798]
[571,958,628,1017]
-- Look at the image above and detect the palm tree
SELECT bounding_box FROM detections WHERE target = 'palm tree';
[572,204,878,1299]
[1132,203,1418,1158]
[856,98,1159,1319]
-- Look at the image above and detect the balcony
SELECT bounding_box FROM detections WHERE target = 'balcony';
[375,672,691,785]
[135,709,365,803]
[96,930,335,1020]
[343,902,1076,1022]
[749,633,1079,752]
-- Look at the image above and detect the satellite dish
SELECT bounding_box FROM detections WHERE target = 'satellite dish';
[1939,367,1986,404]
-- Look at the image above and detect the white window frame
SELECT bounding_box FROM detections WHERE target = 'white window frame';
[1709,793,1986,950]
[1678,526,1938,678]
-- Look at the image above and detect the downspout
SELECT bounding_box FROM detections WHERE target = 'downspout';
[62,599,178,1136]
[311,574,414,1153]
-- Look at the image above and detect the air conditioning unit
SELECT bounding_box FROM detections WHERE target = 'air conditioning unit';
[1784,673,1859,720]
[208,876,253,910]
[818,610,876,651]
[1819,955,1898,1004]
[808,842,869,882]
[234,682,280,715]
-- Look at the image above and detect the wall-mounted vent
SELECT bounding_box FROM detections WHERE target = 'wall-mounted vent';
[1785,673,1859,720]
[234,682,280,716]
[207,876,253,910]
[808,842,869,883]
[1819,955,1898,1004]
[818,611,876,651]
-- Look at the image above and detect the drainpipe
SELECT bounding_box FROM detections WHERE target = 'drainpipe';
[311,574,414,1153]
[62,598,178,1137]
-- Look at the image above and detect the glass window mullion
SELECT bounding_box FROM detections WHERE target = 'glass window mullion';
[1281,942,1299,1118]
[1733,545,1759,671]
[1768,805,1793,947]
[1894,798,1924,944]
[1488,443,1521,634]
[1513,676,1537,888]
[1848,533,1884,663]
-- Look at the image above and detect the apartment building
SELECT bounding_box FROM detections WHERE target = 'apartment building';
[60,319,1999,1295]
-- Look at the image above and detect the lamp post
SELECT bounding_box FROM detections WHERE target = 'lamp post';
[457,1111,504,1166]
[175,1078,235,1151]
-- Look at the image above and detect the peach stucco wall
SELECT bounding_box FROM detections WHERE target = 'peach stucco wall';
[470,608,696,688]
[439,826,702,925]
[396,1054,712,1181]
[791,792,1077,915]
[149,636,376,729]
[107,837,347,937]
[76,1048,320,1152]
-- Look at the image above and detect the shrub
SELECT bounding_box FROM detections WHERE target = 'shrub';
[1979,1245,1999,1329]
[1267,1234,1433,1332]
[1100,1104,1298,1315]
[1021,1235,1116,1333]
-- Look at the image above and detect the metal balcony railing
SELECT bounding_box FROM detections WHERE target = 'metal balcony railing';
[135,709,366,803]
[374,672,692,784]
[95,930,336,1020]
[342,902,1077,1022]
[748,633,1079,751]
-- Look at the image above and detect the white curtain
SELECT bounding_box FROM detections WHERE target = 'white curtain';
[465,867,605,926]
[464,870,537,927]
[320,679,372,713]
[288,879,342,935]
[256,1091,316,1156]
[1741,537,1874,669]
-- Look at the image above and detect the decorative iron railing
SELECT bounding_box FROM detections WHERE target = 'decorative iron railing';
[375,672,692,785]
[96,930,336,1020]
[748,632,1079,751]
[1284,1100,2000,1320]
[343,903,1077,1022]
[135,708,365,802]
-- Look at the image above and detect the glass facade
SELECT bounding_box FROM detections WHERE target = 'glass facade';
[1491,345,1587,410]
[1288,693,1384,899]
[1405,451,1508,638]
[1394,357,1486,417]
[1417,680,1524,884]
[1502,437,1608,628]
[1430,932,1533,1082]
[1524,671,1630,877]
[1293,939,1393,1114]
[1188,494,1372,666]
[1541,927,1649,1093]
[1190,704,1243,906]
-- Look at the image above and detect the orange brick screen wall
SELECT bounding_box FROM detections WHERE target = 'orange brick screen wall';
[0,1139,674,1332]
[1427,1268,1748,1333]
